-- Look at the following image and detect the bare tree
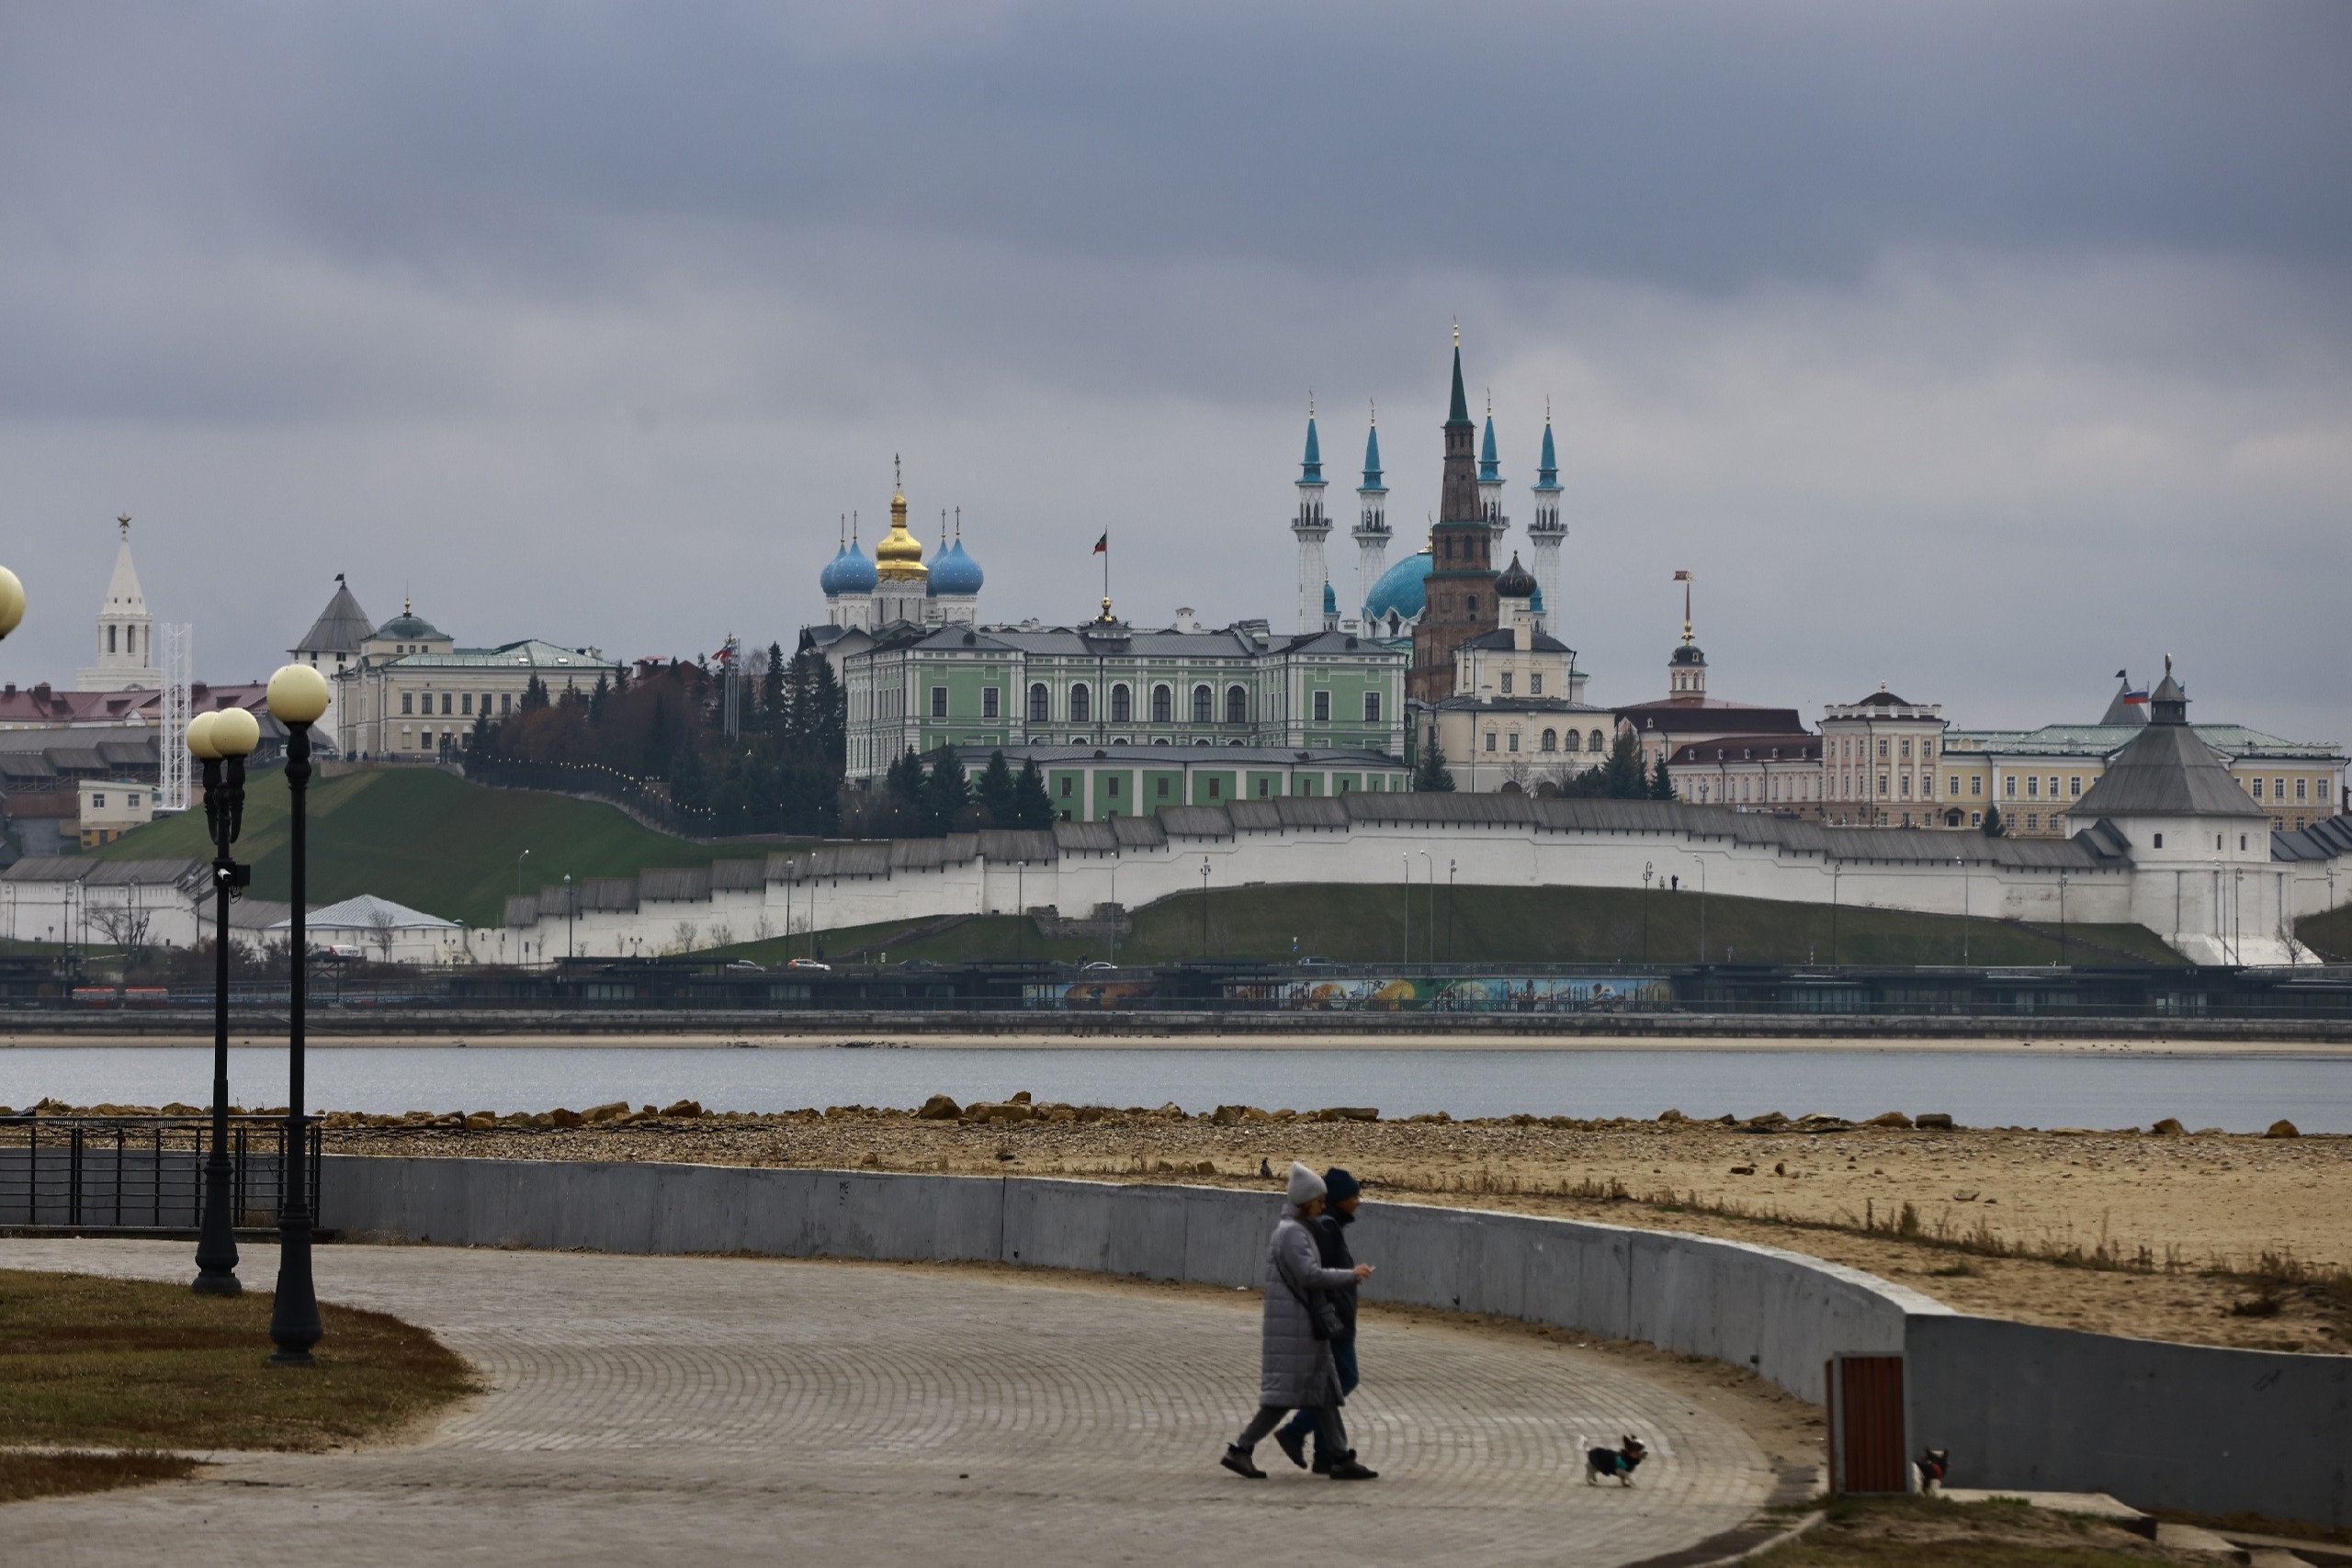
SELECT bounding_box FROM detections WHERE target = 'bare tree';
[89,902,155,967]
[367,903,398,964]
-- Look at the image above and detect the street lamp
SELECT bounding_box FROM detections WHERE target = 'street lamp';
[0,565,24,641]
[1641,862,1654,964]
[564,873,575,961]
[1201,856,1212,961]
[1400,853,1410,966]
[514,849,532,898]
[2057,869,2069,967]
[187,706,257,1296]
[265,661,332,1367]
[1419,852,1434,966]
[1687,852,1708,964]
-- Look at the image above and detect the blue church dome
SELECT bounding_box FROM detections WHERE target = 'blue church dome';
[821,541,876,597]
[1365,549,1431,624]
[929,538,984,596]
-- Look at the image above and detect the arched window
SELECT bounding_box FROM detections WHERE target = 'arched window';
[1028,683,1049,722]
[1225,685,1248,725]
[1564,728,1580,752]
[107,625,118,654]
[1541,728,1557,752]
[1152,684,1172,723]
[1069,683,1091,724]
[1589,728,1606,751]
[1111,683,1131,724]
[1193,684,1213,723]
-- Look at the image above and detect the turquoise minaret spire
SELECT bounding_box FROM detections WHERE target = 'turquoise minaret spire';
[1476,389,1507,535]
[1351,400,1390,624]
[1526,399,1566,638]
[1292,393,1331,632]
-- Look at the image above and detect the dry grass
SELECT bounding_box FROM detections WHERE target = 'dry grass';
[1761,1495,2220,1566]
[0,1268,475,1503]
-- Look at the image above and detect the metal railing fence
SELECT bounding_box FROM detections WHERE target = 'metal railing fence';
[0,1115,323,1235]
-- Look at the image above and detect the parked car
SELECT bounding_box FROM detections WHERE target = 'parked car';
[786,958,831,972]
[724,959,764,972]
[1080,961,1117,972]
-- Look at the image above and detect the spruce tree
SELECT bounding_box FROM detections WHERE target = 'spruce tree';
[762,641,786,732]
[1413,736,1456,793]
[886,749,928,820]
[1603,731,1648,798]
[976,749,1017,825]
[1648,750,1678,801]
[520,674,550,712]
[923,750,970,835]
[1984,802,2005,838]
[587,672,609,724]
[1012,758,1056,827]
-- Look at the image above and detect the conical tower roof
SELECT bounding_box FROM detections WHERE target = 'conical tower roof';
[1299,412,1323,483]
[293,576,375,655]
[102,520,146,617]
[1535,418,1561,491]
[1478,412,1501,483]
[1361,418,1384,491]
[1447,344,1470,425]
[2073,660,2264,819]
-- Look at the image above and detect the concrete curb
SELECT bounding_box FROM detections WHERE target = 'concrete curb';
[1623,1509,1825,1568]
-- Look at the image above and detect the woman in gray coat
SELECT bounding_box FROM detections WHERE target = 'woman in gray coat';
[1221,1162,1377,1482]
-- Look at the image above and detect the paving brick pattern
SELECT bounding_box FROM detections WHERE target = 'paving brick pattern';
[0,1239,1772,1566]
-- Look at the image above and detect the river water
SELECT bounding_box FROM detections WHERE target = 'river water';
[2,1044,2346,1133]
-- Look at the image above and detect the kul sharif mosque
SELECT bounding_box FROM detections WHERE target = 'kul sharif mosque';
[808,345,1569,659]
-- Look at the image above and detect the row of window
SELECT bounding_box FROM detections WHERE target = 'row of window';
[401,690,514,717]
[1492,671,1547,695]
[1829,735,1940,761]
[932,682,1385,727]
[1484,727,1612,754]
[2248,776,2312,802]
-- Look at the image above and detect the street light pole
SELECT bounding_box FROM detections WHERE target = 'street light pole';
[1201,856,1212,962]
[1419,852,1434,966]
[1689,852,1707,964]
[2058,870,2069,967]
[188,708,257,1296]
[266,662,332,1367]
[1400,853,1409,966]
[1641,862,1654,964]
[564,873,574,962]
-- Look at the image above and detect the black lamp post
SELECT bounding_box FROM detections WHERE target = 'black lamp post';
[188,706,258,1295]
[266,663,333,1366]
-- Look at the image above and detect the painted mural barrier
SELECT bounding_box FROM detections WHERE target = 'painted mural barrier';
[1226,974,1677,1013]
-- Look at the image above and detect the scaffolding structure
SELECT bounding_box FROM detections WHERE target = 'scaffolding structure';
[157,622,193,813]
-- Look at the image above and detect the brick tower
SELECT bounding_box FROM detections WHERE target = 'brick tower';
[1408,334,1499,702]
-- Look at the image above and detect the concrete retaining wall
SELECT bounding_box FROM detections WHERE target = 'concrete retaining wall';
[1907,1314,2351,1526]
[321,1155,1936,1405]
[319,1155,2350,1526]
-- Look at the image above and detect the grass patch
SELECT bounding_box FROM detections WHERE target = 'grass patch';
[2298,903,2352,963]
[0,1268,475,1463]
[713,883,2182,969]
[1761,1495,2187,1564]
[0,1450,198,1505]
[95,766,792,929]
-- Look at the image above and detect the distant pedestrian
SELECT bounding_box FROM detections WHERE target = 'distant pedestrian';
[1274,1167,1363,1472]
[1221,1162,1377,1483]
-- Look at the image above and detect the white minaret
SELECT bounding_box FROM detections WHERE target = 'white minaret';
[1292,399,1331,633]
[1527,403,1566,638]
[1351,403,1390,622]
[77,513,157,691]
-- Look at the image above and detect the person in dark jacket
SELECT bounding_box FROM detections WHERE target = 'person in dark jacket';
[1274,1167,1363,1472]
[1220,1163,1377,1482]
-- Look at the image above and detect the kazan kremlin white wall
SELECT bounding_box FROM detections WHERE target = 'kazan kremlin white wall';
[471,796,2347,968]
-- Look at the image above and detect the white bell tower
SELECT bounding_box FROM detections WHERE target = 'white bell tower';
[77,514,158,691]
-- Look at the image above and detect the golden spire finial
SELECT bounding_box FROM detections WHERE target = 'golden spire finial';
[941,508,948,548]
[892,452,904,506]
[1453,319,1459,347]
[954,504,962,539]
[1368,398,1375,427]
[1545,395,1552,425]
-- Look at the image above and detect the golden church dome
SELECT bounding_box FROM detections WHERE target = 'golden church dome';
[873,482,927,581]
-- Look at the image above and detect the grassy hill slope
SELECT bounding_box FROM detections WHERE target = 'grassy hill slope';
[96,767,785,928]
[715,883,2185,968]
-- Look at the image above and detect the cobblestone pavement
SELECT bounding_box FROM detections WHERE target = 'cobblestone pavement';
[1,1239,1775,1567]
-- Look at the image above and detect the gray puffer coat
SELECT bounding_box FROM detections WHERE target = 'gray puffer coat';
[1258,1207,1361,1407]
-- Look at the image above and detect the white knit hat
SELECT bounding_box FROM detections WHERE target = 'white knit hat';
[1285,1161,1328,1205]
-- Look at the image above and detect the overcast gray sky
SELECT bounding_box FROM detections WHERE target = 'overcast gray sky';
[4,1,2347,743]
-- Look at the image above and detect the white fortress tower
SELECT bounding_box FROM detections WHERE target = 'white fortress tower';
[1351,406,1390,622]
[1292,401,1331,633]
[76,514,157,691]
[1526,408,1566,638]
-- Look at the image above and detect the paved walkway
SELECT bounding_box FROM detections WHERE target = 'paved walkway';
[1,1239,1775,1567]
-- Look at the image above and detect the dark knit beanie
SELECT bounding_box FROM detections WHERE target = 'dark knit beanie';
[1323,1167,1362,1203]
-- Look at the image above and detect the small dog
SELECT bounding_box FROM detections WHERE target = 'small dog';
[1585,1436,1647,1486]
[1917,1449,1951,1495]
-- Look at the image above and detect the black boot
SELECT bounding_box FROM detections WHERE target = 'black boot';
[1221,1445,1267,1480]
[1327,1456,1379,1481]
[1273,1427,1309,1471]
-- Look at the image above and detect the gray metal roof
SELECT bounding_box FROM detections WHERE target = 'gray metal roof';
[2072,716,2267,819]
[293,581,377,656]
[2274,818,2352,863]
[943,743,1404,768]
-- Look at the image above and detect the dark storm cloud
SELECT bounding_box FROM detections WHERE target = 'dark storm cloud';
[1,1,2347,742]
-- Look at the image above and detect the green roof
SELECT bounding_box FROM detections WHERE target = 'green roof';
[1943,722,2340,762]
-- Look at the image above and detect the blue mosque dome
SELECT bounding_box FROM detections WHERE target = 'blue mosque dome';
[1322,581,1337,616]
[1365,549,1431,624]
[821,541,876,597]
[929,537,984,596]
